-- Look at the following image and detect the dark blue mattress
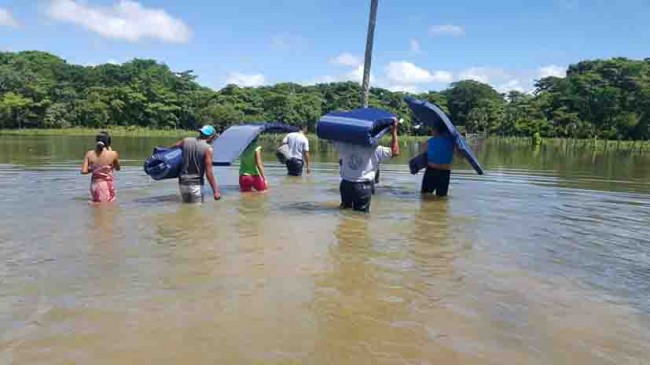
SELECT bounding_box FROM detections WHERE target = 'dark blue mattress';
[404,97,484,175]
[317,107,396,147]
[409,152,428,175]
[143,147,183,180]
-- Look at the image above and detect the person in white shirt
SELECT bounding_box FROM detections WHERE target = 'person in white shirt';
[281,125,311,176]
[333,119,400,212]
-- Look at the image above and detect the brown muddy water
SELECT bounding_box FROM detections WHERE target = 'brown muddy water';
[1,135,649,364]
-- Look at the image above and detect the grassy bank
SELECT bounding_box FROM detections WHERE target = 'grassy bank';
[494,136,650,153]
[0,127,195,137]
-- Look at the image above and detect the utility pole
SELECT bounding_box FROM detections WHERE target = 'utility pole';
[361,0,378,108]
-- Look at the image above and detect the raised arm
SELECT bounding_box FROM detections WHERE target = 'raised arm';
[204,148,221,200]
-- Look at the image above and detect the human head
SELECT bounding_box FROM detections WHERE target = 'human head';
[95,131,111,152]
[431,123,445,136]
[300,124,308,133]
[198,125,217,142]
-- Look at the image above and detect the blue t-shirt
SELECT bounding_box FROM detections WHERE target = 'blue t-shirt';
[427,135,454,165]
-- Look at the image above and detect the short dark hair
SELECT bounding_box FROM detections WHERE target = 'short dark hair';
[433,122,447,134]
[300,124,308,131]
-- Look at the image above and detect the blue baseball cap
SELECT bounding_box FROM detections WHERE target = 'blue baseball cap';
[198,125,216,137]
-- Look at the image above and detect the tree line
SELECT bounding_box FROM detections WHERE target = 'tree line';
[0,51,648,140]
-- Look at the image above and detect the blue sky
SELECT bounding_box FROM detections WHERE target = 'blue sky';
[1,0,649,93]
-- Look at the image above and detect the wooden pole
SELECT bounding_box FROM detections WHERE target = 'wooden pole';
[361,0,378,108]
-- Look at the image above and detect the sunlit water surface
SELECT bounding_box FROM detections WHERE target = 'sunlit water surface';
[1,135,649,364]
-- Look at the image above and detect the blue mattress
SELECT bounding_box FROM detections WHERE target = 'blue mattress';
[317,107,396,147]
[409,152,428,175]
[143,147,183,180]
[143,123,298,180]
[404,97,484,175]
[212,122,298,166]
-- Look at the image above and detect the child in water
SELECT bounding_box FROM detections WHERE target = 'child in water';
[239,139,268,192]
[81,132,121,202]
[420,124,454,197]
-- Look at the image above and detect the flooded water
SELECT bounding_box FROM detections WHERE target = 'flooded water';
[1,135,649,364]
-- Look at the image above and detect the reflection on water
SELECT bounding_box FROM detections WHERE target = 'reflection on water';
[0,135,649,363]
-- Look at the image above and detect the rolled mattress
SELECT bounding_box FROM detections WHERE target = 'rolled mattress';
[143,147,182,180]
[317,108,396,147]
[409,153,428,175]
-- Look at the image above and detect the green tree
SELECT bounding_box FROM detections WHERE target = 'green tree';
[443,80,504,127]
[0,92,33,128]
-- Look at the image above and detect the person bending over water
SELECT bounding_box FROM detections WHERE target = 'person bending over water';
[81,132,121,203]
[239,138,268,192]
[333,119,400,213]
[420,123,455,197]
[173,125,221,203]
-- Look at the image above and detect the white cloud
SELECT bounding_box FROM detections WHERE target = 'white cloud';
[458,67,510,84]
[84,59,121,67]
[45,0,191,43]
[380,61,453,93]
[496,79,526,93]
[538,64,566,78]
[226,72,266,87]
[409,39,420,53]
[309,60,566,95]
[456,66,567,93]
[429,24,465,37]
[304,64,376,86]
[343,65,365,83]
[384,84,421,93]
[330,52,362,67]
[0,8,19,28]
[385,61,452,84]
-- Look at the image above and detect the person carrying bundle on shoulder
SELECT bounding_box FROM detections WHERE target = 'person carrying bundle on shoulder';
[420,123,455,197]
[333,118,400,213]
[281,124,311,176]
[172,125,221,203]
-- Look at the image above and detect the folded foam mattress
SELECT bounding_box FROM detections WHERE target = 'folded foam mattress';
[212,122,299,166]
[317,107,396,147]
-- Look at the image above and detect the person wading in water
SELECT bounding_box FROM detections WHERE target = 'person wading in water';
[239,138,268,193]
[420,123,455,197]
[333,119,400,213]
[172,125,221,203]
[81,131,121,203]
[281,125,311,176]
